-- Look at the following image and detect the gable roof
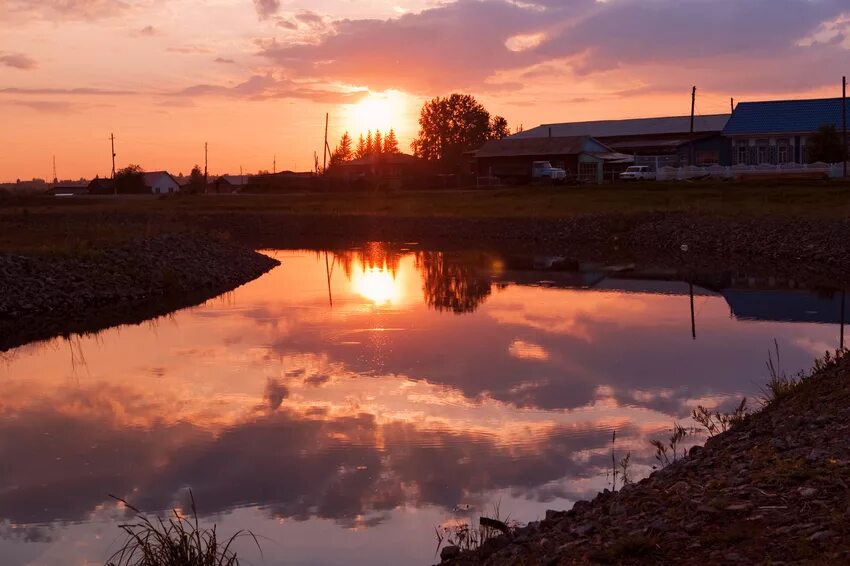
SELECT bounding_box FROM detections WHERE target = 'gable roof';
[512,114,730,139]
[723,97,850,136]
[476,135,611,158]
[142,171,179,187]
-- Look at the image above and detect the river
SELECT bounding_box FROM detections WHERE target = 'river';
[1,244,846,565]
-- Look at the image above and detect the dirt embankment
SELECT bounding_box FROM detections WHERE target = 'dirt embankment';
[439,354,850,565]
[0,235,279,351]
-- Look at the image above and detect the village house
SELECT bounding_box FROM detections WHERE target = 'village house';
[511,114,732,168]
[475,135,629,183]
[332,153,428,189]
[723,97,850,165]
[142,171,181,194]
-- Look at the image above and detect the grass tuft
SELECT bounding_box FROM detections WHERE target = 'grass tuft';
[106,491,260,566]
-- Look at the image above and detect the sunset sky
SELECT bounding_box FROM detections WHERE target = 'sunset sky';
[1,0,849,181]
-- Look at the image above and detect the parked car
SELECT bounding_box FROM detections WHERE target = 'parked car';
[619,166,655,181]
[531,161,568,183]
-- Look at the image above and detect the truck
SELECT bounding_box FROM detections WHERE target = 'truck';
[489,161,570,185]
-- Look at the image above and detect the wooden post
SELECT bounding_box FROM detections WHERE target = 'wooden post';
[690,281,696,340]
[323,113,329,173]
[110,133,116,196]
[843,77,847,178]
[689,86,696,167]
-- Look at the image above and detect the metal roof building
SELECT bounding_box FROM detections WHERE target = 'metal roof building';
[723,97,850,136]
[512,114,731,139]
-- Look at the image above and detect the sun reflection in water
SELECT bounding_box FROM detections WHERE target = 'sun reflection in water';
[353,266,402,305]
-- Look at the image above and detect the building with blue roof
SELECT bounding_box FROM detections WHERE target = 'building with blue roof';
[723,97,850,165]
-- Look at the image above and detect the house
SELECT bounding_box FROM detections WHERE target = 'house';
[511,114,732,167]
[142,171,181,194]
[87,177,114,194]
[723,97,850,165]
[48,180,89,195]
[475,135,630,184]
[242,171,316,193]
[209,174,255,193]
[332,153,429,189]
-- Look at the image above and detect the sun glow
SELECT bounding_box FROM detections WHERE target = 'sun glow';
[353,267,402,305]
[347,91,407,136]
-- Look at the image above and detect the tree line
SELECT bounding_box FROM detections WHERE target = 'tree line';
[329,93,511,173]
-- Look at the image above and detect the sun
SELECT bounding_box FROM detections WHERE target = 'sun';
[347,90,406,136]
[353,267,402,305]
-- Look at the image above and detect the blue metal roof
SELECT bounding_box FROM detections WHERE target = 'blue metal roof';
[723,97,850,136]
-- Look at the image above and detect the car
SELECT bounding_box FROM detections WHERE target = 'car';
[531,161,568,183]
[619,165,655,181]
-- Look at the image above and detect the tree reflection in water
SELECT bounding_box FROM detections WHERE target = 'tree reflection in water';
[415,251,496,314]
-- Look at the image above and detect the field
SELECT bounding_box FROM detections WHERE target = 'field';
[3,179,850,253]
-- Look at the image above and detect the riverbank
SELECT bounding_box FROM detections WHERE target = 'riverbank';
[0,234,279,351]
[439,353,850,565]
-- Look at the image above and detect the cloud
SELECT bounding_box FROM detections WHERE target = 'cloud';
[254,0,280,20]
[0,53,37,70]
[136,25,158,37]
[6,99,74,113]
[258,0,850,96]
[3,0,129,20]
[214,57,236,65]
[175,74,368,104]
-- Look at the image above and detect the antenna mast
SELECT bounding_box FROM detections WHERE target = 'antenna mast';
[110,133,117,196]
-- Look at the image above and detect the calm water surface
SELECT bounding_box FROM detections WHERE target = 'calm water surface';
[1,245,846,565]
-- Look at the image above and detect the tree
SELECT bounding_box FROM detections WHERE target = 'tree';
[365,130,374,157]
[114,164,146,194]
[490,115,510,140]
[411,93,505,171]
[355,134,367,159]
[808,124,847,163]
[384,129,399,154]
[329,132,354,168]
[373,130,383,155]
[188,165,205,194]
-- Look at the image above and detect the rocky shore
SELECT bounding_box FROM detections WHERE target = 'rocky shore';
[183,211,850,287]
[0,235,279,351]
[439,354,850,565]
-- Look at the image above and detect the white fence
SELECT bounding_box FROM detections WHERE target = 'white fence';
[654,162,848,181]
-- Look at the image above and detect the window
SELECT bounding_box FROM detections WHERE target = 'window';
[777,139,790,163]
[756,140,769,164]
[737,144,748,165]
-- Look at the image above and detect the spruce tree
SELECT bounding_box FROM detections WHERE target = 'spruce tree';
[365,130,373,157]
[374,130,383,155]
[384,129,399,154]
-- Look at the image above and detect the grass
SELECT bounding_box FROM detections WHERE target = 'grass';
[4,178,850,221]
[434,501,519,556]
[106,492,260,566]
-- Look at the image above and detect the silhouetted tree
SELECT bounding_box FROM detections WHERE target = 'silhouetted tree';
[329,132,354,167]
[808,124,847,163]
[365,130,374,157]
[416,251,494,314]
[188,165,205,193]
[384,129,399,153]
[356,134,367,159]
[114,164,146,194]
[373,130,383,155]
[412,94,506,172]
[490,116,510,140]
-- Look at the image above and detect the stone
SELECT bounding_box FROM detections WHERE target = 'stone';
[798,487,818,498]
[573,523,594,537]
[809,531,834,542]
[440,545,461,561]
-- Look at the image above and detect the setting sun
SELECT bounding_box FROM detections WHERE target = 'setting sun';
[347,91,408,136]
[353,267,402,305]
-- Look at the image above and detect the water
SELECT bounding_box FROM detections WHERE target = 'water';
[1,245,846,565]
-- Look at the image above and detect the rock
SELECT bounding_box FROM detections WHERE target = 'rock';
[799,487,818,498]
[573,523,594,537]
[440,545,461,561]
[809,531,834,542]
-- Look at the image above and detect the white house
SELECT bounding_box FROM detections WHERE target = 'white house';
[142,171,181,194]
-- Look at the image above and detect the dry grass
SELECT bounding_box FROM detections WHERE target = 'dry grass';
[106,492,260,566]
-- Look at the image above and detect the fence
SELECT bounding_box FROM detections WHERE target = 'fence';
[654,162,848,181]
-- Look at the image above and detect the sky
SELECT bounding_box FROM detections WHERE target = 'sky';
[1,0,849,181]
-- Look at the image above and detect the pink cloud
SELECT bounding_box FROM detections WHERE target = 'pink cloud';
[0,52,37,70]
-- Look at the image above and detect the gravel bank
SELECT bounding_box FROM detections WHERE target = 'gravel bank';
[439,354,850,565]
[0,235,279,350]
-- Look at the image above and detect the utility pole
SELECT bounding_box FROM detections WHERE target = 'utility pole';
[273,155,276,174]
[843,76,847,178]
[110,133,117,196]
[730,98,734,113]
[689,86,696,167]
[322,113,329,173]
[52,155,57,184]
[204,142,208,193]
